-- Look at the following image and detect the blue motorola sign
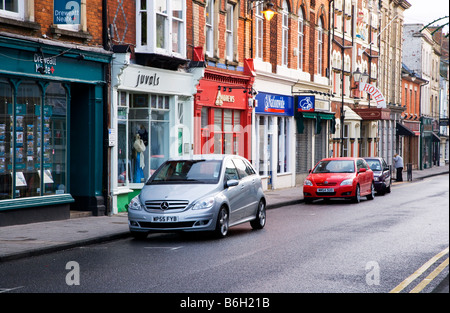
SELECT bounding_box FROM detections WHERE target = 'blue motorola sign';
[54,0,81,25]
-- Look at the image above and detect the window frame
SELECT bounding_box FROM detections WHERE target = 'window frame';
[317,18,324,75]
[298,8,304,71]
[281,2,289,67]
[136,0,186,58]
[0,0,25,20]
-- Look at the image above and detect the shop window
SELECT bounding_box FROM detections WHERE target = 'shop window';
[201,107,242,156]
[0,80,68,200]
[118,93,170,186]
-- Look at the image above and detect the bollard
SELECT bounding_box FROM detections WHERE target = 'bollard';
[406,163,412,181]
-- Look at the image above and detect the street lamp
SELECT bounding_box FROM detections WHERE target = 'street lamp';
[248,0,277,21]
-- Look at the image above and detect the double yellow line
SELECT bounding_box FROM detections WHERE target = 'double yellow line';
[390,247,449,293]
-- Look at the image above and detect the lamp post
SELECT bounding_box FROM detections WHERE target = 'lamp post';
[248,1,276,21]
[339,67,370,157]
[247,1,277,60]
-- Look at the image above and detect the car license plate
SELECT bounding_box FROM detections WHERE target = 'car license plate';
[317,188,334,192]
[152,215,178,223]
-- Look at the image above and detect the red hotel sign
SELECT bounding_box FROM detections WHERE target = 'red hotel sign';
[359,83,386,108]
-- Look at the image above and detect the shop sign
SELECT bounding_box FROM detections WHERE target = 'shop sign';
[255,92,293,116]
[296,96,315,113]
[359,83,386,108]
[54,0,81,25]
[34,54,57,75]
[215,91,235,106]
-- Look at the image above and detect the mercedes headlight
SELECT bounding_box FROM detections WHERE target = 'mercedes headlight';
[128,195,143,211]
[192,196,215,210]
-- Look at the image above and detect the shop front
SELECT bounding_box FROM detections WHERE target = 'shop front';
[110,55,203,213]
[194,68,254,160]
[0,34,110,226]
[254,92,295,190]
[295,95,335,182]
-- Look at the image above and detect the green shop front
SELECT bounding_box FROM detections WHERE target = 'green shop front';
[0,35,111,226]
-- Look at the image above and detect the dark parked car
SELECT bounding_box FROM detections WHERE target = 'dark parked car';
[364,157,391,195]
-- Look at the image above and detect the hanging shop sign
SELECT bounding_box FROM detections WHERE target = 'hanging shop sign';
[255,92,294,116]
[359,83,386,108]
[295,95,315,113]
[54,0,81,25]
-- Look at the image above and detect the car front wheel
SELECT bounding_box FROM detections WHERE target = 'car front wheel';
[214,207,229,238]
[352,185,361,203]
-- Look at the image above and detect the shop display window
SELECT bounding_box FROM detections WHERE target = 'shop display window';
[117,92,170,186]
[0,79,68,200]
[201,107,242,156]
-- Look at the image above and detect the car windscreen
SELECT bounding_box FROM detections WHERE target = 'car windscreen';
[366,159,382,171]
[147,160,222,184]
[313,160,355,173]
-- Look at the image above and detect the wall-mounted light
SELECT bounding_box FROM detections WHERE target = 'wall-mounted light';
[248,1,277,21]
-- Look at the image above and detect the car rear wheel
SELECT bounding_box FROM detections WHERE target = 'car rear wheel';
[250,200,266,230]
[352,185,361,203]
[214,207,229,238]
[367,182,375,200]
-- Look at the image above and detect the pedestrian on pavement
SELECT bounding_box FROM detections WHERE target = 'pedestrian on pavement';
[393,153,404,182]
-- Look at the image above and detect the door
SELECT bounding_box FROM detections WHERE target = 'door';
[223,159,243,225]
[357,159,370,194]
[231,158,254,222]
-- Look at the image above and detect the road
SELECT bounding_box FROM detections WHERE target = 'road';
[0,175,448,296]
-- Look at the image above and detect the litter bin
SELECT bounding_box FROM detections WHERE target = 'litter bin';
[406,163,412,181]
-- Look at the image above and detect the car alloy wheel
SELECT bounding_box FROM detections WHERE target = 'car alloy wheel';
[251,200,266,230]
[215,207,229,238]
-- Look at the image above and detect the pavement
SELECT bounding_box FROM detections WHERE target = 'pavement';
[0,164,448,291]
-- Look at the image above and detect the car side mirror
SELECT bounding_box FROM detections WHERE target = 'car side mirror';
[225,179,239,188]
[359,168,367,173]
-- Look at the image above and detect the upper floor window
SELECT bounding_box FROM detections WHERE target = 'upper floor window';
[137,0,186,57]
[281,1,289,67]
[226,3,234,61]
[0,0,24,20]
[298,8,304,71]
[205,0,215,57]
[255,2,264,60]
[317,18,324,75]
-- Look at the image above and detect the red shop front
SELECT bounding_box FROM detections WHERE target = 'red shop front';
[194,67,254,160]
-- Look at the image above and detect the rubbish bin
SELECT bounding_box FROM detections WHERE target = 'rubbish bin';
[406,163,412,181]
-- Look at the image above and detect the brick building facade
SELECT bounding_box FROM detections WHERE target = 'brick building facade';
[0,0,111,226]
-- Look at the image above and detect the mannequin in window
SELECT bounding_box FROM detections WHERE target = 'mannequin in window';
[133,133,146,183]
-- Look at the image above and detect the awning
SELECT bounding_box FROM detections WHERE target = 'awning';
[431,132,441,142]
[295,111,336,134]
[396,122,416,137]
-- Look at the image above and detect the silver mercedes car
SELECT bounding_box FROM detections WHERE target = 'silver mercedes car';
[128,154,266,238]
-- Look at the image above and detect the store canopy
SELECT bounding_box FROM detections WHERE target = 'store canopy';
[396,122,416,137]
[295,111,336,135]
[431,132,441,142]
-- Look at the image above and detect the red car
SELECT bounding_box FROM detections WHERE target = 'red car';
[303,157,375,203]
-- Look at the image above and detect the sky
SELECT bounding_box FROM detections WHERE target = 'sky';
[403,0,449,33]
